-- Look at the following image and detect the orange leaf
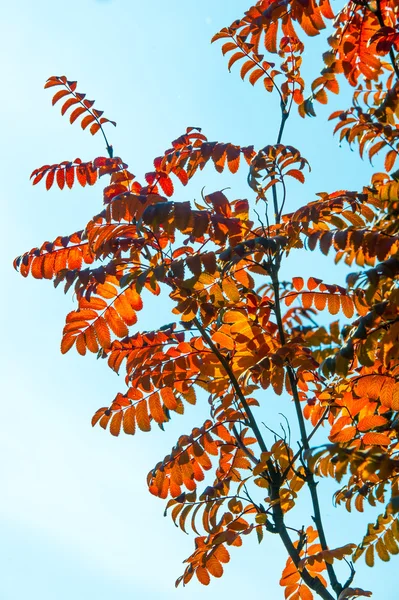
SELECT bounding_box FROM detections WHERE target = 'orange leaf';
[293,277,304,291]
[110,411,123,436]
[99,412,111,430]
[330,426,356,443]
[300,586,313,600]
[123,406,136,435]
[302,292,314,309]
[114,294,137,326]
[61,333,75,354]
[84,327,99,353]
[93,317,111,349]
[249,68,264,85]
[214,544,230,563]
[136,400,151,432]
[385,149,397,172]
[327,294,340,315]
[149,392,166,424]
[75,333,87,356]
[357,415,388,432]
[91,407,107,427]
[196,567,210,585]
[206,556,223,578]
[221,42,237,55]
[160,387,178,410]
[212,331,235,350]
[241,60,255,79]
[228,52,245,71]
[340,295,354,319]
[362,432,391,446]
[286,169,305,183]
[314,293,327,311]
[307,277,322,290]
[104,306,129,337]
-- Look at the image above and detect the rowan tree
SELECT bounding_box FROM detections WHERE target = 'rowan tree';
[14,1,399,598]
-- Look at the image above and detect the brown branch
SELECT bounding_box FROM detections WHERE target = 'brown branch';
[194,317,336,600]
[375,0,399,80]
[193,317,269,455]
[232,424,260,466]
[271,102,289,224]
[271,266,343,597]
[282,407,330,481]
[271,488,335,600]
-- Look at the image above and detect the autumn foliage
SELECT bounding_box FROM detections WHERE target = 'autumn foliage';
[15,1,399,599]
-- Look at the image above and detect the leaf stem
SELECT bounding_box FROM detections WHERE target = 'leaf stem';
[272,101,289,224]
[62,80,114,158]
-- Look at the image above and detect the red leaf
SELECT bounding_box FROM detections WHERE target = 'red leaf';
[46,170,55,190]
[69,106,86,124]
[61,97,79,115]
[65,165,74,188]
[90,122,101,135]
[158,174,174,197]
[81,114,96,130]
[45,76,66,89]
[56,169,65,190]
[52,89,70,105]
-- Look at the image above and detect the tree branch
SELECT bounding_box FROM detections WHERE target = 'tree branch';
[375,0,399,80]
[193,317,269,455]
[195,316,336,600]
[271,266,343,597]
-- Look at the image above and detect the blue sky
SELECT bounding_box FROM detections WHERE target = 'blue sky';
[1,1,397,598]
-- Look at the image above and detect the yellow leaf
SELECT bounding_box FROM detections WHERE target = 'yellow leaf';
[376,537,390,562]
[224,310,246,323]
[255,513,267,524]
[365,544,374,567]
[222,278,240,302]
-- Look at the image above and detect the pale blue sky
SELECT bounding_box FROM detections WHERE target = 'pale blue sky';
[1,1,396,598]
